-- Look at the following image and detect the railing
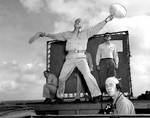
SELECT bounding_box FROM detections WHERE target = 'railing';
[30,114,150,118]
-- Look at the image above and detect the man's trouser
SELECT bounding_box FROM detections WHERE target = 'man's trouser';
[57,58,101,98]
[98,58,116,93]
[43,84,57,99]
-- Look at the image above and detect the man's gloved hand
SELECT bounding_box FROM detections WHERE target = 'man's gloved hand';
[105,15,114,23]
[39,32,46,37]
[28,32,44,44]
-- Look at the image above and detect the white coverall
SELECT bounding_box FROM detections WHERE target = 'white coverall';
[50,21,107,98]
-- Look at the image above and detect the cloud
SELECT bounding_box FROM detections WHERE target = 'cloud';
[0,74,18,92]
[45,0,112,31]
[125,0,150,16]
[131,55,150,96]
[19,0,128,31]
[19,0,45,13]
[46,0,98,19]
[19,0,150,19]
[0,18,46,101]
[127,16,150,97]
[0,60,45,101]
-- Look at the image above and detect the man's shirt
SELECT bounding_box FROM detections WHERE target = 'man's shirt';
[48,21,106,59]
[96,42,119,66]
[113,94,135,114]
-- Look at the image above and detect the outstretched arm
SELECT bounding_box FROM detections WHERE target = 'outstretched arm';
[86,15,114,38]
[28,32,67,44]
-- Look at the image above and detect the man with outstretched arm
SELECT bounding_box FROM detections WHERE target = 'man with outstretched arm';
[29,15,113,102]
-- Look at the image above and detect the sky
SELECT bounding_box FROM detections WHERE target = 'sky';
[0,0,150,101]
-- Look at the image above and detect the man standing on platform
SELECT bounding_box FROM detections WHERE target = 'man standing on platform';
[29,15,114,102]
[96,32,119,93]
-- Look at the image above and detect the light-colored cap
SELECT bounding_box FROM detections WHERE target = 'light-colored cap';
[105,76,119,84]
